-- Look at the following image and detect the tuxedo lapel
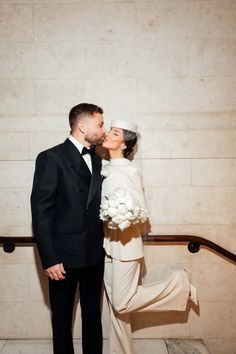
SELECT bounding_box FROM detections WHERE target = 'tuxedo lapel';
[62,139,91,186]
[86,154,101,208]
[62,139,101,206]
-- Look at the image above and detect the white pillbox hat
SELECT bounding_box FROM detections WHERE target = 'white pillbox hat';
[110,120,137,133]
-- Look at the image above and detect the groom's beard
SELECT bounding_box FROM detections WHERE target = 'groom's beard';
[85,133,105,146]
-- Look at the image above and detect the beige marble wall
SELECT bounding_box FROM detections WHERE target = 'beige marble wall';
[0,1,235,354]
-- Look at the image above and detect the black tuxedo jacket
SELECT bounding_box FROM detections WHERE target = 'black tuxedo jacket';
[31,138,104,269]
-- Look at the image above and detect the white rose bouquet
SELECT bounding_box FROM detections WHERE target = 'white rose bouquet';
[100,187,148,231]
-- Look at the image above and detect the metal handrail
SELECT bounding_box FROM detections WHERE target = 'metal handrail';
[143,235,236,263]
[0,235,235,263]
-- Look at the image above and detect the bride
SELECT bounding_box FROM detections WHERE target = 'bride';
[101,120,197,354]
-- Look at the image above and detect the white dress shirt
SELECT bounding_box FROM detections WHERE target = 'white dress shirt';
[69,135,92,173]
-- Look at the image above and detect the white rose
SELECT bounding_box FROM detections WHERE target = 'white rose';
[99,211,108,221]
[112,215,125,225]
[108,199,120,208]
[125,197,135,209]
[117,204,128,215]
[133,208,140,218]
[101,200,109,210]
[102,209,109,216]
[126,211,136,220]
[107,207,117,218]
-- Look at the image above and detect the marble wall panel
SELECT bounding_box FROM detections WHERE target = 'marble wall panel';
[205,339,236,354]
[191,159,236,186]
[0,188,31,226]
[0,132,29,160]
[137,1,236,40]
[135,39,188,77]
[189,1,236,40]
[0,247,37,265]
[190,262,236,301]
[86,40,136,78]
[0,264,32,302]
[187,113,234,130]
[137,77,236,113]
[189,39,236,77]
[28,131,67,159]
[0,302,51,338]
[35,80,84,115]
[139,130,236,158]
[135,114,189,130]
[0,161,34,187]
[146,186,236,225]
[141,159,191,187]
[0,80,35,115]
[0,43,34,79]
[84,78,136,115]
[0,116,68,132]
[190,301,236,338]
[137,2,191,40]
[33,3,135,41]
[34,42,86,80]
[0,5,33,41]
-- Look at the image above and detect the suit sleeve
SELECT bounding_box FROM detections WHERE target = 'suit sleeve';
[130,167,151,236]
[131,167,149,216]
[30,152,60,269]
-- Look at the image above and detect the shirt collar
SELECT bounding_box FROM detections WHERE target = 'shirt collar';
[69,135,84,154]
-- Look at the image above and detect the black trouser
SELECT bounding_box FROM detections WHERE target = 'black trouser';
[49,259,104,354]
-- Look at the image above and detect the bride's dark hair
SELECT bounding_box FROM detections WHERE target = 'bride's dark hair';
[122,129,137,158]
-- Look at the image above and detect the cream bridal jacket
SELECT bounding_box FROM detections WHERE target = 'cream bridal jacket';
[101,158,149,261]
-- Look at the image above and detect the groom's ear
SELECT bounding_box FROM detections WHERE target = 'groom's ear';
[78,119,86,134]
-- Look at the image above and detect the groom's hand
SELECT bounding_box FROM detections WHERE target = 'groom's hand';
[45,263,66,281]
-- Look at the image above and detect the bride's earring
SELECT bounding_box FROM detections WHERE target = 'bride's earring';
[121,144,126,151]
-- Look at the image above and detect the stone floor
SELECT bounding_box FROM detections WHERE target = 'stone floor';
[0,339,210,354]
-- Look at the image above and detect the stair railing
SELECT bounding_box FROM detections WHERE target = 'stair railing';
[0,235,235,263]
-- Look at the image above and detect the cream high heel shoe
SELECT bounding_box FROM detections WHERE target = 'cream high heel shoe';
[183,269,198,306]
[189,283,198,306]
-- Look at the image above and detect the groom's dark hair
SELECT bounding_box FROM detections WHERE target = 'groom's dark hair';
[69,103,103,131]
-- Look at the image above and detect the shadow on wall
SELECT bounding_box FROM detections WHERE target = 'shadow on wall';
[131,302,199,333]
[34,246,50,306]
[33,245,199,336]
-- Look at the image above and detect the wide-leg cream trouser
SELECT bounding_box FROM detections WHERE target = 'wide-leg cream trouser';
[104,256,191,354]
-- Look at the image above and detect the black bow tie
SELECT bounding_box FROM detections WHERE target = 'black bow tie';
[81,146,96,156]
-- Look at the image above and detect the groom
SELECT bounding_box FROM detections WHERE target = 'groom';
[31,103,106,354]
